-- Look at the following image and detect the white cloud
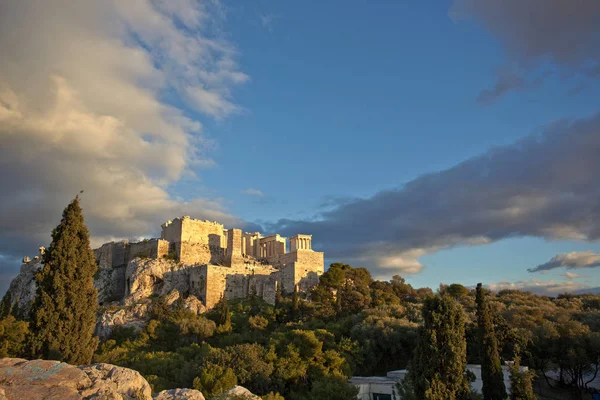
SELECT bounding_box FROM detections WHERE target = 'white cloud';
[0,1,251,277]
[562,272,583,280]
[241,188,265,197]
[485,278,590,296]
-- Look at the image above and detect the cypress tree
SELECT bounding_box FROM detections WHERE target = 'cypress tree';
[275,283,283,305]
[0,292,12,319]
[405,295,471,400]
[29,195,99,364]
[215,296,231,333]
[292,284,300,320]
[509,349,535,400]
[476,283,507,400]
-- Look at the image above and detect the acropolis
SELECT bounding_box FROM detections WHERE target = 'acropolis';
[93,216,325,308]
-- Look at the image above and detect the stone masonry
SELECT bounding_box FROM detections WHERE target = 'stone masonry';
[93,216,325,308]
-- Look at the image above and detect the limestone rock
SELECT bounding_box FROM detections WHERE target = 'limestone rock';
[183,295,206,315]
[0,358,90,400]
[154,388,206,400]
[96,301,150,339]
[217,385,261,399]
[0,358,154,400]
[125,258,191,304]
[95,267,127,305]
[3,258,42,316]
[164,289,181,306]
[80,363,152,400]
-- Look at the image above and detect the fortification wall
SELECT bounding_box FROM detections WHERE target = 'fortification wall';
[179,242,212,265]
[226,229,244,266]
[94,241,130,269]
[181,218,224,245]
[294,252,324,293]
[129,240,154,259]
[94,243,113,269]
[161,219,183,243]
[157,239,169,259]
[200,263,279,308]
[278,251,324,294]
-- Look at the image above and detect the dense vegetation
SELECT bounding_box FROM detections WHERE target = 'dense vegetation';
[3,261,600,399]
[1,201,600,399]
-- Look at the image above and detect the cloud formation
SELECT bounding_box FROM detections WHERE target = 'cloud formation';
[476,68,526,105]
[529,251,600,273]
[485,278,593,296]
[450,0,600,101]
[562,272,583,280]
[0,2,250,274]
[268,112,600,278]
[241,188,265,197]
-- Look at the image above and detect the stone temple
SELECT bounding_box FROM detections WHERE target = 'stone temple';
[93,216,325,308]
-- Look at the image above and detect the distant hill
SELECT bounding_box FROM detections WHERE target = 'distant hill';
[572,287,600,295]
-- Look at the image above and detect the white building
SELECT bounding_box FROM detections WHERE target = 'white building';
[350,364,526,400]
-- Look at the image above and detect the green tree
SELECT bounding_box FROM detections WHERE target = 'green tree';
[193,363,238,398]
[215,296,232,334]
[292,284,300,318]
[261,392,285,400]
[509,351,535,400]
[28,195,99,364]
[307,377,359,400]
[404,295,470,400]
[476,283,507,400]
[0,315,29,357]
[0,291,12,318]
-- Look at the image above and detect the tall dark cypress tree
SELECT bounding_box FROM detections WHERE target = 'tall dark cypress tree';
[476,283,507,400]
[215,295,232,333]
[29,195,98,364]
[405,295,470,400]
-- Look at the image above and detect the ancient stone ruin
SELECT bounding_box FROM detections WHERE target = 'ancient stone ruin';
[6,216,324,337]
[93,216,324,308]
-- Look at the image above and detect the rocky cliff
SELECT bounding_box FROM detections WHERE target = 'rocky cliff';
[0,358,259,400]
[3,256,206,339]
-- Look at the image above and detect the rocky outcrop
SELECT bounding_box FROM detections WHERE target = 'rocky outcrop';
[125,259,195,305]
[5,256,207,338]
[0,359,261,400]
[154,388,205,399]
[182,295,207,315]
[219,386,261,399]
[81,363,152,399]
[96,301,151,339]
[0,358,152,400]
[3,257,42,317]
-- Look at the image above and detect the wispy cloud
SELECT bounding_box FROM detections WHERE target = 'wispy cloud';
[528,251,600,273]
[241,188,265,197]
[268,112,600,278]
[258,12,279,31]
[562,272,583,280]
[477,68,526,105]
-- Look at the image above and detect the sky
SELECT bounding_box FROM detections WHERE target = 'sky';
[1,0,600,296]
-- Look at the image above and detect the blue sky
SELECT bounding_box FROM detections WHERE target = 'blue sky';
[180,1,600,291]
[1,0,599,295]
